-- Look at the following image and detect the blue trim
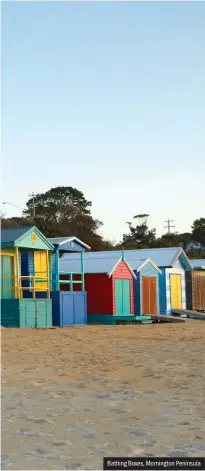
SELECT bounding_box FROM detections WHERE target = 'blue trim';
[133,274,141,315]
[159,268,166,314]
[1,242,15,247]
[179,252,192,271]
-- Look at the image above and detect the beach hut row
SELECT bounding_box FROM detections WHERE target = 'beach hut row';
[1,226,205,328]
[60,247,204,323]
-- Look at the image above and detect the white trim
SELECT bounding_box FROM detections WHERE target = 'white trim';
[70,237,91,250]
[108,257,137,279]
[166,268,184,274]
[15,226,54,251]
[171,247,192,270]
[50,237,91,250]
[108,257,122,277]
[135,257,162,274]
[170,248,182,267]
[123,260,137,279]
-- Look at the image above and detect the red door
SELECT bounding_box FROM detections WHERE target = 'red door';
[142,277,157,315]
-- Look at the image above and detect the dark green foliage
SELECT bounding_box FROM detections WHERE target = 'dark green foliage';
[122,215,156,247]
[22,186,112,250]
[1,188,204,255]
[191,218,205,246]
[1,217,32,229]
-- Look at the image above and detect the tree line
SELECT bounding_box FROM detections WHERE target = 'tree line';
[1,186,205,258]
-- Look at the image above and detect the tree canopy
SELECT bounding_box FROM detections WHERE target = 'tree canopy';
[22,186,112,250]
[122,215,156,248]
[191,218,205,246]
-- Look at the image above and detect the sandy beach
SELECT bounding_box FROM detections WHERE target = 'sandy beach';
[1,321,205,469]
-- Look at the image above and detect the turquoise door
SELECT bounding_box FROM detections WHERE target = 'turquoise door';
[115,279,123,315]
[115,279,131,315]
[1,256,14,299]
[122,279,131,314]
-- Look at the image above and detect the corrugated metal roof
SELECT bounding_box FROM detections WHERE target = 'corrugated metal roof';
[94,248,181,267]
[1,227,31,243]
[190,259,205,269]
[60,252,159,275]
[60,247,191,271]
[60,254,120,274]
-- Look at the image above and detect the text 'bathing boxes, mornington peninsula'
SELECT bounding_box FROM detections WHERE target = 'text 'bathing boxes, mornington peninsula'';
[1,226,53,327]
[60,251,161,324]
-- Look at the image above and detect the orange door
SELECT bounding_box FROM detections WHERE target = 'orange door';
[149,277,157,314]
[142,276,157,315]
[142,277,150,314]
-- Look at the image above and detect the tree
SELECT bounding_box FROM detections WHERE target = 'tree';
[191,218,205,247]
[177,232,192,249]
[161,232,180,247]
[122,214,156,247]
[0,216,32,228]
[22,186,108,250]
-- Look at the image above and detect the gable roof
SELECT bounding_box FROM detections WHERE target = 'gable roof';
[1,227,32,243]
[48,237,90,252]
[190,259,205,269]
[63,247,191,270]
[60,253,161,276]
[1,226,54,251]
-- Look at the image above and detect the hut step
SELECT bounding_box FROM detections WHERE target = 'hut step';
[172,309,205,320]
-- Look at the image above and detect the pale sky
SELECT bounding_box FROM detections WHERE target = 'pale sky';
[2,1,205,243]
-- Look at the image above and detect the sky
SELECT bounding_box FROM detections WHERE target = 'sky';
[2,1,205,243]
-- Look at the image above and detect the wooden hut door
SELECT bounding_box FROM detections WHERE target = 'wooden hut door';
[170,274,182,309]
[1,255,14,299]
[115,279,131,315]
[149,277,157,314]
[142,278,150,314]
[142,277,157,315]
[193,275,205,311]
[34,251,48,292]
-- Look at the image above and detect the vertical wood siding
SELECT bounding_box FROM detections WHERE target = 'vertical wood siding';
[112,261,134,315]
[159,268,166,314]
[142,277,157,314]
[192,271,205,311]
[85,274,113,315]
[139,262,160,315]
